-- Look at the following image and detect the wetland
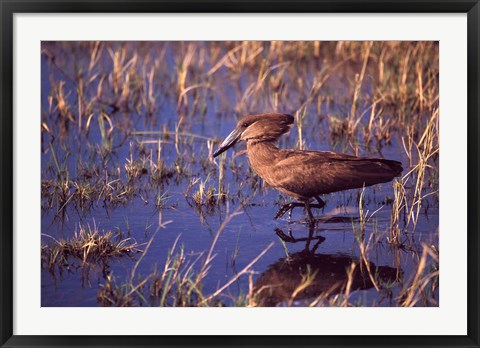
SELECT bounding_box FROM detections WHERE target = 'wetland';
[41,41,439,307]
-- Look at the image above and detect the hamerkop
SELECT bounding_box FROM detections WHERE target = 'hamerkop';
[213,113,403,223]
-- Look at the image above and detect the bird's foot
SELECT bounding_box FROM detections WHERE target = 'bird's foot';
[274,202,305,219]
[275,200,326,220]
[315,196,326,209]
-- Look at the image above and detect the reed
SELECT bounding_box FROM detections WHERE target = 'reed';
[41,41,439,307]
[398,244,439,307]
[97,202,272,307]
[41,222,140,270]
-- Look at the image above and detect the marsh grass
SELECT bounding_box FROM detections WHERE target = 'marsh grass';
[97,203,273,307]
[42,41,439,307]
[41,223,141,270]
[398,243,439,307]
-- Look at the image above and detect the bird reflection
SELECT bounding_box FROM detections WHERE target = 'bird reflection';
[275,226,326,253]
[254,226,400,306]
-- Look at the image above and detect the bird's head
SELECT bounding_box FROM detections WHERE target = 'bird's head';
[212,113,294,158]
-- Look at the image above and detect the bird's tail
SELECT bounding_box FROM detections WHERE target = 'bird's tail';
[381,159,403,177]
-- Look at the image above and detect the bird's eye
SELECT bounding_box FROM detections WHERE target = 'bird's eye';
[242,123,249,128]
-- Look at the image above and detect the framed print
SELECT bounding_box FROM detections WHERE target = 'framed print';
[1,1,479,347]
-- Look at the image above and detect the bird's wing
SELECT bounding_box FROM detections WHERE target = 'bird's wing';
[269,150,402,197]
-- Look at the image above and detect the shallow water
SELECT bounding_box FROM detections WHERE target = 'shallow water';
[41,41,439,307]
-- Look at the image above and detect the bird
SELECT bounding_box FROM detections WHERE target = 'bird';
[212,113,403,224]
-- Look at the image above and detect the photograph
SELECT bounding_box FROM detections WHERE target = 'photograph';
[40,40,440,308]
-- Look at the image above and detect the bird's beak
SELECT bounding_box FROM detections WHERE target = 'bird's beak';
[213,127,243,158]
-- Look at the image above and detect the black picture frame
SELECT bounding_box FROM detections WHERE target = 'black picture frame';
[1,1,478,347]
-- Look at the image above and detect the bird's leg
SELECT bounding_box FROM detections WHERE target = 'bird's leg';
[304,201,315,226]
[315,196,326,209]
[275,198,325,220]
[304,223,315,251]
[274,202,305,219]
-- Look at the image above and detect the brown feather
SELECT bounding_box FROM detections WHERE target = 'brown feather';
[247,142,402,200]
[214,113,403,203]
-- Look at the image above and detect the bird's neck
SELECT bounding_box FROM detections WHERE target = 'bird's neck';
[246,141,280,175]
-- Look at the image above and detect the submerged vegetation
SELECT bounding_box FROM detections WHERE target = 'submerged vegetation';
[41,41,439,307]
